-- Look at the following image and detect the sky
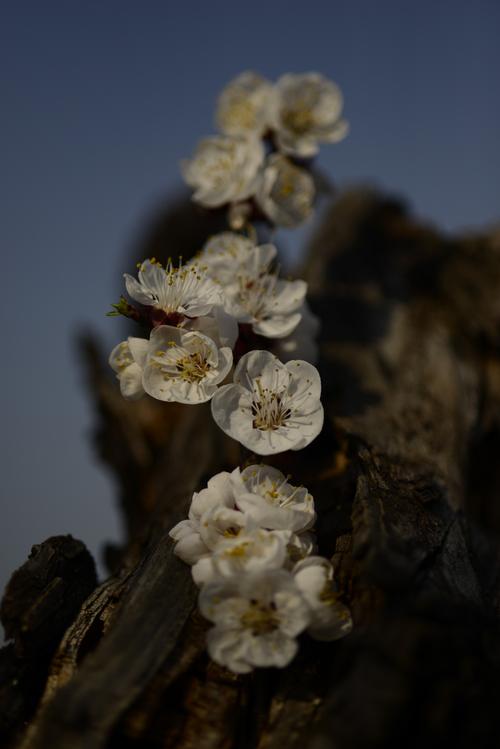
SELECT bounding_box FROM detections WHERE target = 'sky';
[1,0,499,598]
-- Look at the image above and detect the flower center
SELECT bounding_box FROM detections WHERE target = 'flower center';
[241,600,279,635]
[251,379,292,431]
[159,262,207,314]
[223,99,257,131]
[282,106,315,135]
[175,352,211,383]
[223,526,242,538]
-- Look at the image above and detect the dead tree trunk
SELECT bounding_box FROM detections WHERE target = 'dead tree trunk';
[2,189,500,749]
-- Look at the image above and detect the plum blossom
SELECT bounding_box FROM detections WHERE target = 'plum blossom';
[170,467,316,570]
[199,570,311,673]
[191,527,289,586]
[211,350,324,455]
[197,232,306,339]
[198,232,276,287]
[181,134,264,208]
[169,470,242,564]
[108,337,149,400]
[256,154,315,228]
[272,72,348,158]
[232,464,315,533]
[142,325,232,404]
[293,556,353,641]
[124,259,223,322]
[216,71,274,137]
[223,261,307,339]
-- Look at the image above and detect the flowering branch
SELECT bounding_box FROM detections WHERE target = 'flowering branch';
[107,70,351,672]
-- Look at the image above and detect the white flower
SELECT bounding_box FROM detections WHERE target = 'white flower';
[293,556,353,641]
[215,71,274,137]
[199,570,311,673]
[169,470,239,564]
[181,134,264,208]
[108,337,149,400]
[272,72,348,158]
[211,350,324,455]
[273,302,320,364]
[232,464,315,533]
[256,154,315,228]
[198,233,305,339]
[142,325,232,404]
[199,232,276,287]
[192,527,288,586]
[224,270,307,340]
[124,259,223,321]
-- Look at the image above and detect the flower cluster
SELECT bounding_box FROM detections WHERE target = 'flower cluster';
[107,71,353,672]
[182,71,347,228]
[109,234,322,454]
[170,466,352,673]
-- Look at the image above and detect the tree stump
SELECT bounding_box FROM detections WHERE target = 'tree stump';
[2,189,500,749]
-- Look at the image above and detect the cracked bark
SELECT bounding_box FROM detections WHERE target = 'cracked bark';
[2,189,500,749]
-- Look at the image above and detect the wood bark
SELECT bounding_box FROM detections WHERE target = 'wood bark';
[2,189,500,748]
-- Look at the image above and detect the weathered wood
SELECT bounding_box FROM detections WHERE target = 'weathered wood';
[0,536,97,747]
[2,189,500,748]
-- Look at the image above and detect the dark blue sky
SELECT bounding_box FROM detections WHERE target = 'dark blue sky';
[1,0,499,594]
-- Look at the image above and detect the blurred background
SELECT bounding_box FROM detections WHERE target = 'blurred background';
[1,0,499,600]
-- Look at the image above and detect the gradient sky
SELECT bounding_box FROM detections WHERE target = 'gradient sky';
[1,0,499,597]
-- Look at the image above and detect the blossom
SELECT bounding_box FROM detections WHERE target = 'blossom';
[181,134,264,208]
[199,570,311,673]
[273,302,320,364]
[191,527,289,586]
[197,232,306,339]
[211,350,324,455]
[232,464,315,533]
[215,71,274,137]
[142,325,232,404]
[124,259,223,322]
[272,72,348,158]
[255,154,315,228]
[223,260,307,339]
[169,470,242,564]
[198,232,276,287]
[293,556,353,641]
[108,337,149,400]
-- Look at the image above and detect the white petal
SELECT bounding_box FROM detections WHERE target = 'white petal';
[288,405,324,452]
[169,519,197,542]
[127,337,150,368]
[270,279,307,314]
[124,273,156,306]
[149,324,183,349]
[233,350,289,391]
[215,347,234,383]
[119,362,145,400]
[211,383,253,437]
[109,340,133,373]
[235,493,313,533]
[253,312,302,339]
[173,532,210,565]
[244,630,298,669]
[206,627,254,673]
[138,259,167,293]
[192,556,218,586]
[286,359,322,409]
